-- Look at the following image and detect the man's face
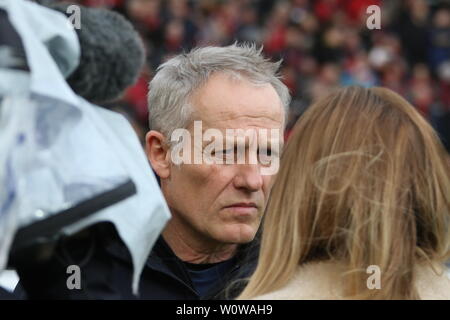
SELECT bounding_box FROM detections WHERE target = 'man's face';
[159,73,284,245]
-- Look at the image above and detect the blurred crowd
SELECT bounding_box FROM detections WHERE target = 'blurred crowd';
[62,0,450,141]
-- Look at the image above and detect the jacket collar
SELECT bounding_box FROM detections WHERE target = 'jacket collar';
[103,235,197,295]
[104,234,258,299]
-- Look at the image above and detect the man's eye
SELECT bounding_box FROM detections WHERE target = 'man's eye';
[258,148,272,156]
[212,149,233,157]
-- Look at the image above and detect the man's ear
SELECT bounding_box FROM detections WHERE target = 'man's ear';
[145,130,170,179]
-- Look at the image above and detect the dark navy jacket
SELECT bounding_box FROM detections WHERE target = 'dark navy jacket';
[14,224,258,300]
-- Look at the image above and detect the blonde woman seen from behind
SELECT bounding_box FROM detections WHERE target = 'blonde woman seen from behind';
[238,86,450,300]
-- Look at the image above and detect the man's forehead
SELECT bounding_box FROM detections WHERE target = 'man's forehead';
[190,73,284,128]
[221,131,283,147]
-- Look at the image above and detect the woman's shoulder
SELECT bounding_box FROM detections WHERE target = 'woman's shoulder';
[252,261,345,300]
[251,261,450,300]
[415,263,450,300]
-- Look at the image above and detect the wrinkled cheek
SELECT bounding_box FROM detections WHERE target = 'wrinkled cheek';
[263,177,277,199]
[265,174,277,189]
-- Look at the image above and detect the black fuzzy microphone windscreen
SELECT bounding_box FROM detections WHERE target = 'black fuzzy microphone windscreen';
[47,2,145,104]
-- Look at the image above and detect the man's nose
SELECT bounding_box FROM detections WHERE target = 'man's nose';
[232,164,264,192]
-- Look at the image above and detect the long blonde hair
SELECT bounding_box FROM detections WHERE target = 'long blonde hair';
[239,86,450,299]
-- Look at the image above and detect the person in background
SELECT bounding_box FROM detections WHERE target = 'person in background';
[239,86,450,300]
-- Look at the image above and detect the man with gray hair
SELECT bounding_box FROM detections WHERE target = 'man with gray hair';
[138,43,289,299]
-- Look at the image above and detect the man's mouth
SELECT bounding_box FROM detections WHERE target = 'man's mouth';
[225,202,258,208]
[223,202,258,216]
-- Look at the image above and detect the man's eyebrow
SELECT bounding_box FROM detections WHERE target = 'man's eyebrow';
[201,137,225,146]
[258,140,283,149]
